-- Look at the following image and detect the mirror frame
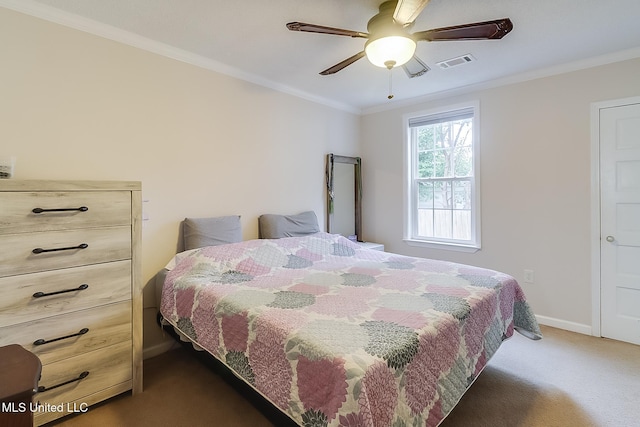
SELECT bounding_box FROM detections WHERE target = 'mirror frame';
[326,153,362,241]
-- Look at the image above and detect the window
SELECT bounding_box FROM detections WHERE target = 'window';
[404,102,480,251]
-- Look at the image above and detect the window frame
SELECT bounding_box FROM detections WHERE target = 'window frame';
[402,101,481,252]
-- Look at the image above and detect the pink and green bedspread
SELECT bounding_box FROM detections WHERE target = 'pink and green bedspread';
[160,232,541,427]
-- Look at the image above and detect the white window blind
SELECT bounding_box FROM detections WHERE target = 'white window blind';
[404,103,481,250]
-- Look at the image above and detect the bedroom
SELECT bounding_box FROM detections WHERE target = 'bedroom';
[0,0,639,426]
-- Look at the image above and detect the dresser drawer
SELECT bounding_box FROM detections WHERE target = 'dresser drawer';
[0,260,131,326]
[0,191,131,234]
[0,301,131,364]
[0,226,131,277]
[1,179,142,423]
[33,341,132,422]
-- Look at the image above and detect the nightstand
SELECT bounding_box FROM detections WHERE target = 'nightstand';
[357,241,384,251]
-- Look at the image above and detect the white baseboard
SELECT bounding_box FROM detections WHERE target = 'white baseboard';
[535,314,593,336]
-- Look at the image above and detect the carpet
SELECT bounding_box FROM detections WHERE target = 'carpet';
[48,325,640,427]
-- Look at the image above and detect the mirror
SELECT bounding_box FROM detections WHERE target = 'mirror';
[326,154,362,241]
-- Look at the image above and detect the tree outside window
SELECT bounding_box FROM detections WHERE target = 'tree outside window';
[405,104,480,249]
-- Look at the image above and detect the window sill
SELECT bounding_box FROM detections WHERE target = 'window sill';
[403,238,480,253]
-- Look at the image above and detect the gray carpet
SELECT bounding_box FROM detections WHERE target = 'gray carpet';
[441,326,640,426]
[50,325,640,427]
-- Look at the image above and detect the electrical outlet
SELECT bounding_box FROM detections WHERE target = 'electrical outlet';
[523,269,534,283]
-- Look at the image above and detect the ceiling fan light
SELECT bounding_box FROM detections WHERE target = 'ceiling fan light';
[365,36,416,68]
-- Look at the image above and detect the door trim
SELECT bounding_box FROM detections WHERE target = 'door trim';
[590,96,640,338]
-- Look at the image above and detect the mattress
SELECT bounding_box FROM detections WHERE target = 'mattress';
[160,232,541,426]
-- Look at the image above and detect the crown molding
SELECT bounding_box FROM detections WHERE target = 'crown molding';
[362,46,640,115]
[5,0,639,117]
[0,0,360,115]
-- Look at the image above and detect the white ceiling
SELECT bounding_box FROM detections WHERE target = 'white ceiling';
[5,0,640,113]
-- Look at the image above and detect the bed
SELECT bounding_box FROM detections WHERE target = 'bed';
[157,213,541,427]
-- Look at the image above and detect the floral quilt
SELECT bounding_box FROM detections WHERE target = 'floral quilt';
[160,232,541,427]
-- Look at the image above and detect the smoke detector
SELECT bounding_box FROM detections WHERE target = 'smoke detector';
[436,54,476,69]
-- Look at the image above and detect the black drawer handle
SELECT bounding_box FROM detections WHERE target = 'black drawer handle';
[37,371,89,393]
[32,243,88,254]
[33,328,89,346]
[33,283,89,298]
[32,206,89,214]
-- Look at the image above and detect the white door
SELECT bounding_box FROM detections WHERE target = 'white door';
[600,101,640,345]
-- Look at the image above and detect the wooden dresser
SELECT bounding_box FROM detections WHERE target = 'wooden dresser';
[0,180,142,425]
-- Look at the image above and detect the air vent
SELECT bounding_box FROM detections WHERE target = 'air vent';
[436,54,476,69]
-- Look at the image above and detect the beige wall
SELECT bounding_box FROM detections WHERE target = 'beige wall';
[0,8,360,355]
[4,5,640,351]
[361,57,640,331]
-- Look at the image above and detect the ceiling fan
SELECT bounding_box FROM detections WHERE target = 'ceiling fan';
[286,0,513,79]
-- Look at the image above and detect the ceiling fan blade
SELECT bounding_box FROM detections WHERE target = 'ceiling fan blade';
[414,18,513,41]
[394,0,431,26]
[402,55,430,78]
[320,51,366,75]
[286,22,368,38]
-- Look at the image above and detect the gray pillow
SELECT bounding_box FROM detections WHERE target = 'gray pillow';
[182,215,242,250]
[258,211,320,239]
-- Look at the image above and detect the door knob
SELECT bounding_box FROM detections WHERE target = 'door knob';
[606,236,615,242]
